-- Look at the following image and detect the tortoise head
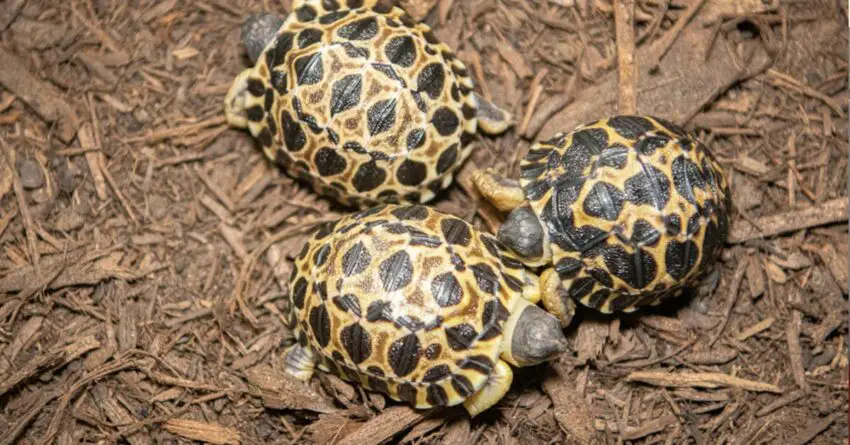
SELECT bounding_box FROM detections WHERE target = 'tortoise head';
[241,13,284,64]
[502,300,567,367]
[497,205,552,267]
[224,14,284,129]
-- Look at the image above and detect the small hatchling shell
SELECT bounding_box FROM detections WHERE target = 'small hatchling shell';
[476,115,731,319]
[225,0,510,208]
[284,204,562,412]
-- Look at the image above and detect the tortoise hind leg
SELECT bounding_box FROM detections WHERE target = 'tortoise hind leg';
[539,268,575,328]
[462,360,513,417]
[472,169,525,212]
[473,92,513,135]
[283,342,318,381]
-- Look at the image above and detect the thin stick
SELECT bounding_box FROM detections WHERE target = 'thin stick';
[614,0,637,114]
[1,144,41,276]
[518,68,549,134]
[765,69,844,117]
[626,371,782,393]
[650,0,707,67]
[727,197,847,243]
[786,309,811,392]
[708,260,747,347]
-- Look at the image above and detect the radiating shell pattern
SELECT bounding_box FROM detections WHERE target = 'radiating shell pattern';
[233,3,480,208]
[286,204,533,408]
[521,115,731,313]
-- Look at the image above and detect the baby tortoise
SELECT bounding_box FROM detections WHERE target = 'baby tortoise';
[225,0,511,208]
[284,204,566,416]
[474,115,731,325]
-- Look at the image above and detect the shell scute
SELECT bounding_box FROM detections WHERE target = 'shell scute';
[288,205,529,408]
[521,115,730,312]
[237,5,480,208]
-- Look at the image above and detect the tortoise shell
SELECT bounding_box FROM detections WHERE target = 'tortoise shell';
[287,204,531,408]
[520,115,730,313]
[237,2,478,208]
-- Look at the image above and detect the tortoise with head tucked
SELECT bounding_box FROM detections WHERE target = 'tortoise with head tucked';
[225,0,511,208]
[283,204,566,416]
[474,115,731,325]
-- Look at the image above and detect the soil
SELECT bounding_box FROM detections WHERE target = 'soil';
[0,0,847,444]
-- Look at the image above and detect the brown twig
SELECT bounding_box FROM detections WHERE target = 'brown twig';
[0,47,80,142]
[518,68,549,134]
[614,0,637,114]
[626,371,783,393]
[765,69,844,117]
[708,260,747,347]
[787,412,842,445]
[786,309,811,392]
[1,144,41,276]
[727,197,847,242]
[649,0,707,68]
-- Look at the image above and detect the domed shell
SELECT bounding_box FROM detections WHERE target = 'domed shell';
[287,204,529,408]
[238,3,478,208]
[520,115,730,313]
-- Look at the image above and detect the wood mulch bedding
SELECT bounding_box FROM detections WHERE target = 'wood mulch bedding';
[0,0,847,444]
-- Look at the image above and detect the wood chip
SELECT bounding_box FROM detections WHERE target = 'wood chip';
[78,124,108,199]
[496,43,533,79]
[172,46,199,60]
[0,336,100,397]
[735,317,775,341]
[786,310,810,392]
[0,47,80,142]
[746,255,766,298]
[335,406,429,445]
[816,244,849,294]
[542,365,600,444]
[626,371,782,393]
[786,412,842,445]
[622,414,677,441]
[163,419,240,445]
[244,365,336,413]
[728,198,847,243]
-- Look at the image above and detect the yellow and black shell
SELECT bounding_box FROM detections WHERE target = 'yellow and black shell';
[238,2,479,208]
[521,115,730,313]
[287,204,531,408]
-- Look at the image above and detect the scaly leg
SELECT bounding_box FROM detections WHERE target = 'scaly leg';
[472,92,513,135]
[539,268,575,328]
[472,169,525,212]
[282,342,318,381]
[462,360,513,417]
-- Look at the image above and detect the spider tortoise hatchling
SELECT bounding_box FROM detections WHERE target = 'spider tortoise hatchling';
[283,204,567,416]
[474,115,731,326]
[224,0,512,208]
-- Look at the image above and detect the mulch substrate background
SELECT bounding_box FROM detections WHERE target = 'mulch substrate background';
[0,0,848,444]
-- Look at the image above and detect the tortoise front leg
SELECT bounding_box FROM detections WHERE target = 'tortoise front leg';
[472,92,513,135]
[472,169,525,212]
[462,359,513,417]
[282,342,318,381]
[540,268,576,328]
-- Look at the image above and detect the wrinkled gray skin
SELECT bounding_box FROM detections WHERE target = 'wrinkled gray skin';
[241,13,284,63]
[498,206,545,263]
[511,305,568,365]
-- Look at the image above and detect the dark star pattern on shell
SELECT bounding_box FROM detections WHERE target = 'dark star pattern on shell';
[233,2,480,208]
[286,204,532,408]
[519,115,731,313]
